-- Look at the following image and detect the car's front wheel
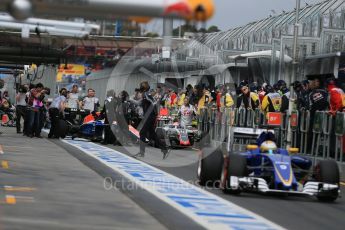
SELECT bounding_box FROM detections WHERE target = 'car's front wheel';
[222,153,247,194]
[315,159,339,202]
[198,148,223,187]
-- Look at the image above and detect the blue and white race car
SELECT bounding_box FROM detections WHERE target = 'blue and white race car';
[198,129,340,202]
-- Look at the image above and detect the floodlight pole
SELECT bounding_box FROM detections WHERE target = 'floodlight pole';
[287,0,300,148]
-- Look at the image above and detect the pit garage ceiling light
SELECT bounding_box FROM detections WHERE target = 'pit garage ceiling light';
[0,20,91,38]
[0,14,100,33]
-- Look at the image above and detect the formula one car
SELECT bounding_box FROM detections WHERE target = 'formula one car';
[156,122,201,148]
[57,108,106,142]
[198,128,340,202]
[73,113,105,141]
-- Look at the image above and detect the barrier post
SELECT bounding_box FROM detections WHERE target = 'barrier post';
[209,108,217,140]
[335,112,345,163]
[253,108,261,128]
[300,110,310,154]
[238,107,246,127]
[246,109,254,128]
[220,107,227,142]
[290,110,298,147]
[214,108,220,141]
[197,109,203,134]
[311,111,324,157]
[322,112,332,159]
[280,113,289,149]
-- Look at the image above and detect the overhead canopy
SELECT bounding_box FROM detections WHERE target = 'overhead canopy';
[229,50,293,63]
[206,62,248,74]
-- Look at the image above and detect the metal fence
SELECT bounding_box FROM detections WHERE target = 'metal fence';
[196,107,345,164]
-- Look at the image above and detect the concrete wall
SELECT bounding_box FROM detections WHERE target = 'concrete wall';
[86,68,112,105]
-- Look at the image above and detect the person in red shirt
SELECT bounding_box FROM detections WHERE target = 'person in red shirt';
[327,77,345,115]
[169,90,177,107]
[326,77,345,154]
[258,83,267,103]
[216,85,223,110]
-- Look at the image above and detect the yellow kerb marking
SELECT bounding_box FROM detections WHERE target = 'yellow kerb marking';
[6,195,16,205]
[1,160,9,169]
[4,186,36,192]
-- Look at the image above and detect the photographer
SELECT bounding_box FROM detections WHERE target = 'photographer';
[15,84,28,134]
[48,88,67,138]
[39,87,50,132]
[27,83,47,138]
[132,81,168,158]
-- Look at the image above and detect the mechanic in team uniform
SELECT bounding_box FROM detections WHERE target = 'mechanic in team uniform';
[178,97,196,128]
[48,88,67,138]
[302,80,311,110]
[277,80,290,112]
[197,85,213,114]
[236,81,260,110]
[261,85,282,113]
[290,81,308,110]
[307,75,329,153]
[217,85,234,110]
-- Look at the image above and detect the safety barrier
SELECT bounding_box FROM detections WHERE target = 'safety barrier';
[196,106,345,164]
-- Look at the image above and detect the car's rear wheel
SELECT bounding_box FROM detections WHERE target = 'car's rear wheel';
[315,159,339,202]
[222,153,247,194]
[57,119,68,139]
[102,128,106,141]
[198,148,223,187]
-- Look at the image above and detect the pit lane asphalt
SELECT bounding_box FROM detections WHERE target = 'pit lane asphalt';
[0,127,167,230]
[53,139,345,230]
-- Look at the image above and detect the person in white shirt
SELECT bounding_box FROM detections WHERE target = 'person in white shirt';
[48,88,67,138]
[178,97,196,128]
[67,84,80,109]
[82,88,99,113]
[15,84,28,133]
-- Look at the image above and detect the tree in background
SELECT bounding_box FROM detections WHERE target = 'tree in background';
[172,24,220,37]
[144,32,159,38]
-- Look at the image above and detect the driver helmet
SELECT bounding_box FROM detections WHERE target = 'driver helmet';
[260,140,277,152]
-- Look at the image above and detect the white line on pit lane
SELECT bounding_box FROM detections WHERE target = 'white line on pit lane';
[61,139,285,230]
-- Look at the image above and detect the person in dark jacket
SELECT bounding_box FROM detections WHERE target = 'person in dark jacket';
[307,76,329,153]
[236,81,260,109]
[100,90,116,145]
[133,81,168,158]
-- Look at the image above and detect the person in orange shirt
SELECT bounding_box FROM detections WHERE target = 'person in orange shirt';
[216,86,222,110]
[169,89,177,107]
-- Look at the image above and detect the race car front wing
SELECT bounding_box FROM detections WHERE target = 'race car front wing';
[229,176,340,197]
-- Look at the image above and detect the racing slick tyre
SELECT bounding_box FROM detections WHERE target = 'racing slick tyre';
[57,119,68,139]
[315,159,339,202]
[156,127,169,150]
[198,148,223,187]
[101,128,106,144]
[222,153,247,194]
